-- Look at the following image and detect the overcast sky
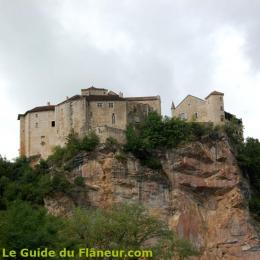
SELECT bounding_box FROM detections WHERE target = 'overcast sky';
[0,0,260,159]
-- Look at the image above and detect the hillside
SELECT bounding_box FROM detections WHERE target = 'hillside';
[44,134,260,259]
[1,114,260,259]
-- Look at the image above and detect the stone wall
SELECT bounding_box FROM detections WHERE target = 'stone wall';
[22,110,56,159]
[206,94,225,124]
[88,100,127,131]
[55,98,87,147]
[94,126,126,143]
[172,92,225,125]
[172,95,208,122]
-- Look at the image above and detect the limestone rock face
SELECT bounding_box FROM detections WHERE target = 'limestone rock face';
[45,138,260,259]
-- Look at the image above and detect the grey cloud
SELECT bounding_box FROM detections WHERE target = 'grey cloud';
[0,0,259,115]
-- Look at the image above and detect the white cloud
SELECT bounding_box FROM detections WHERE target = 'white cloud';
[0,77,19,160]
[211,26,260,138]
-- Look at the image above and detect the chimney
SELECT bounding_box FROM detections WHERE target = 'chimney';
[119,91,123,97]
[47,102,51,106]
[66,96,69,100]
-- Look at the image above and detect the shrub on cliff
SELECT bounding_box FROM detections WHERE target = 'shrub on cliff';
[125,112,215,168]
[48,132,99,167]
[237,138,260,219]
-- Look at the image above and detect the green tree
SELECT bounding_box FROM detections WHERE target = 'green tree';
[64,203,199,259]
[0,201,66,259]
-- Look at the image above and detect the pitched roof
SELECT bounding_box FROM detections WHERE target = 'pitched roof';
[205,91,224,99]
[174,94,205,110]
[57,95,82,105]
[18,105,55,119]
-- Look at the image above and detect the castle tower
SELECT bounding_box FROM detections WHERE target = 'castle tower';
[205,91,225,124]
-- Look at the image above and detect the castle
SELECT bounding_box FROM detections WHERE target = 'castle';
[18,88,238,160]
[18,87,161,159]
[172,91,227,125]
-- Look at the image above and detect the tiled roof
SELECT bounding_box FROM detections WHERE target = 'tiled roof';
[205,91,224,99]
[18,105,55,119]
[57,95,82,105]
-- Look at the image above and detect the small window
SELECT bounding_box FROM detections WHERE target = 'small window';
[35,122,38,128]
[194,112,198,119]
[97,103,103,107]
[220,106,223,111]
[109,102,114,108]
[220,115,224,122]
[51,121,55,127]
[112,113,115,124]
[35,114,38,118]
[220,96,223,101]
[90,112,93,117]
[180,113,187,120]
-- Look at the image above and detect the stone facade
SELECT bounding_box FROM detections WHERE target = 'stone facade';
[172,91,226,125]
[18,87,161,159]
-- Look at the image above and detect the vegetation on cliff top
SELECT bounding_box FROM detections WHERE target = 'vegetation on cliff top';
[125,112,222,169]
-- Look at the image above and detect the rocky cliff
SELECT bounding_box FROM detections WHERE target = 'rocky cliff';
[45,135,260,259]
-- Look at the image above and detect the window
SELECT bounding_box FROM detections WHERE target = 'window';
[90,112,93,117]
[109,102,114,108]
[179,112,187,120]
[35,114,38,118]
[112,113,115,124]
[220,115,224,122]
[97,103,103,107]
[35,122,38,128]
[51,121,55,127]
[41,136,45,146]
[220,106,223,111]
[194,112,198,119]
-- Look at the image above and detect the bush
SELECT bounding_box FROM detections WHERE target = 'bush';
[65,203,199,259]
[0,201,65,252]
[144,157,162,170]
[74,176,85,187]
[124,112,216,169]
[51,173,72,194]
[237,138,260,218]
[47,132,100,167]
[81,132,99,151]
[224,118,244,150]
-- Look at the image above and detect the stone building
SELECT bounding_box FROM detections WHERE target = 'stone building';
[171,91,226,125]
[18,87,161,159]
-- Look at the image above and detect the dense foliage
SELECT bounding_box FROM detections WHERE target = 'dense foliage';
[125,112,216,169]
[237,138,260,219]
[0,132,199,259]
[0,157,52,209]
[47,131,99,167]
